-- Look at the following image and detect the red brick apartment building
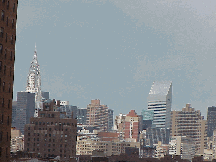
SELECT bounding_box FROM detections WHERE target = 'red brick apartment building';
[0,0,18,161]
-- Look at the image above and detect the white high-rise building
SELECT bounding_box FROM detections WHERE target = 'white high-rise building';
[147,81,172,129]
[26,44,42,117]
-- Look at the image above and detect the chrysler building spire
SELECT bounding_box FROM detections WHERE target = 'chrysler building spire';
[26,44,42,117]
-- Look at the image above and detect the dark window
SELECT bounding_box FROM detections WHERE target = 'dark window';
[8,99,10,108]
[0,147,1,157]
[11,35,13,45]
[3,82,5,92]
[0,27,3,38]
[2,98,4,107]
[6,17,8,26]
[2,0,5,3]
[1,10,4,21]
[10,51,12,61]
[13,3,15,12]
[4,65,6,75]
[0,44,2,54]
[0,61,2,72]
[1,114,3,124]
[7,1,9,9]
[8,83,10,93]
[0,131,2,141]
[12,19,14,29]
[4,49,7,59]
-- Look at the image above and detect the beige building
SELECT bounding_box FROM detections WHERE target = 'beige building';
[76,135,140,156]
[24,100,77,160]
[11,127,24,153]
[154,141,169,159]
[170,104,207,154]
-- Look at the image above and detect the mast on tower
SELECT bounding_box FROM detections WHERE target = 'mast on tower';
[26,44,42,117]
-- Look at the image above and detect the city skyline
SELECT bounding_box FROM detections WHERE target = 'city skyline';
[14,0,216,118]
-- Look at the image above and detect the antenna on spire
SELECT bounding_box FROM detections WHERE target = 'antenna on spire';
[35,43,37,52]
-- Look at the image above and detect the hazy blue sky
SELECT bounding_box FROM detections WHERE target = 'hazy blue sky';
[15,0,216,118]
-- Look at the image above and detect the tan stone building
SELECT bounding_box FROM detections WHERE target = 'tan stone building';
[11,127,24,153]
[0,0,18,161]
[170,104,207,154]
[24,100,77,160]
[86,99,108,131]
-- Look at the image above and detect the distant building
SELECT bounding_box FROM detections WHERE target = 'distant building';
[207,106,216,137]
[41,91,49,100]
[124,110,140,142]
[60,101,69,106]
[13,92,35,134]
[86,99,108,131]
[57,105,78,119]
[77,108,87,125]
[169,136,195,161]
[11,127,24,153]
[147,81,172,129]
[170,104,207,154]
[141,109,153,130]
[108,109,114,131]
[114,113,126,140]
[24,103,77,160]
[12,101,17,127]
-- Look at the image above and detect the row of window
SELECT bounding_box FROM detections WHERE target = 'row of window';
[0,78,12,94]
[0,44,15,61]
[0,114,10,125]
[1,0,17,12]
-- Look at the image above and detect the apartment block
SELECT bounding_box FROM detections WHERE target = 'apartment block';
[10,127,24,153]
[86,99,108,131]
[108,109,114,131]
[24,106,77,160]
[77,108,87,125]
[170,104,207,154]
[0,0,18,161]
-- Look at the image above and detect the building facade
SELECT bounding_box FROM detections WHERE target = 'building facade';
[147,81,172,129]
[24,109,77,160]
[0,0,18,161]
[170,104,207,154]
[207,106,216,137]
[86,99,108,131]
[11,127,24,153]
[77,108,87,125]
[13,92,35,134]
[108,109,114,131]
[124,110,140,142]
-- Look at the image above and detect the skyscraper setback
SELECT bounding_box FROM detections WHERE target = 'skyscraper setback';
[0,0,18,161]
[26,45,42,117]
[147,81,172,129]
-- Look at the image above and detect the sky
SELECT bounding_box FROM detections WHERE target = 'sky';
[15,0,216,118]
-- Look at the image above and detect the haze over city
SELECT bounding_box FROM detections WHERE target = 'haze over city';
[15,0,216,118]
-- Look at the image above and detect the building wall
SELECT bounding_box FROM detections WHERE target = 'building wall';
[108,109,114,131]
[24,110,77,160]
[147,81,172,129]
[170,104,207,155]
[0,1,18,160]
[77,108,87,125]
[207,106,216,137]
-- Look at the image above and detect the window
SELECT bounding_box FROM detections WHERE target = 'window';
[5,49,7,59]
[2,98,4,107]
[10,51,12,61]
[0,44,2,54]
[6,17,8,26]
[3,82,5,92]
[11,35,13,45]
[0,131,2,141]
[13,3,15,12]
[0,147,1,157]
[1,10,4,21]
[0,61,2,72]
[4,65,6,75]
[7,1,9,9]
[0,27,3,38]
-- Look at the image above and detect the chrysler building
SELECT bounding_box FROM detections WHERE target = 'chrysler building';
[26,44,42,117]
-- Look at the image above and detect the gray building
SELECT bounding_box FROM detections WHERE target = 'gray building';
[108,109,114,131]
[57,105,78,119]
[207,106,216,137]
[13,92,35,134]
[147,81,172,129]
[77,108,87,125]
[12,101,17,127]
[41,91,49,100]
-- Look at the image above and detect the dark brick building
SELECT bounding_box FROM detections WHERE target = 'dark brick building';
[0,0,18,161]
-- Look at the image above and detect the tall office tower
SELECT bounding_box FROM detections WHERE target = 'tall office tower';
[86,99,108,131]
[108,109,114,131]
[24,106,77,160]
[147,81,172,129]
[141,109,154,129]
[207,106,216,137]
[26,45,42,117]
[124,110,140,142]
[41,91,49,100]
[170,104,207,154]
[0,1,18,161]
[13,92,35,134]
[77,108,87,125]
